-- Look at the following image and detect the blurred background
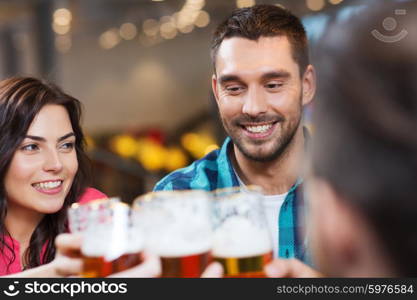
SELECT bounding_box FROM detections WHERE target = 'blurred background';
[0,0,410,202]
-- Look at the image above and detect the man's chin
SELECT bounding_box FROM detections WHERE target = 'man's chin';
[236,144,280,162]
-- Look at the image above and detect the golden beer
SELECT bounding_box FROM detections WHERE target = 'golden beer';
[212,186,274,278]
[214,251,273,278]
[82,256,113,278]
[134,190,213,278]
[81,252,143,277]
[112,252,143,273]
[160,251,211,278]
[78,201,144,277]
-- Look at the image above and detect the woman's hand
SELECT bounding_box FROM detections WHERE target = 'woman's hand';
[52,233,84,277]
[55,233,162,278]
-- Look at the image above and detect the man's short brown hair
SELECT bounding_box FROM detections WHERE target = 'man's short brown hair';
[211,4,309,76]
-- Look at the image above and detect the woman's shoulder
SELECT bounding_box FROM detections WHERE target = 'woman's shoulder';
[77,187,107,205]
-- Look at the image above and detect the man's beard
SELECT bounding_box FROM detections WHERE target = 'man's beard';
[221,111,301,162]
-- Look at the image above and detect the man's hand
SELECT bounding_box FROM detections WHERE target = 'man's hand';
[264,258,323,278]
[201,262,224,278]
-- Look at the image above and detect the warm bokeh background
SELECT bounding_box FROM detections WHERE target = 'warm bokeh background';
[0,0,405,201]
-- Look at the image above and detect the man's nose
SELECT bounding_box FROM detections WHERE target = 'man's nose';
[242,86,268,117]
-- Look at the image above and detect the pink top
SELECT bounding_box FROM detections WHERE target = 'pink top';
[0,187,107,276]
[77,187,107,205]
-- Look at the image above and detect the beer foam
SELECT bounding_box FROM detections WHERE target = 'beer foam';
[139,197,213,257]
[81,226,109,257]
[82,204,144,260]
[146,216,212,257]
[149,237,212,258]
[212,216,272,258]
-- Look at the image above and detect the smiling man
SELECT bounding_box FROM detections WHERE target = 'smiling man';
[154,4,315,262]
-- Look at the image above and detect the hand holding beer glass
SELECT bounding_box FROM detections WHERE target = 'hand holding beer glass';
[212,186,273,277]
[68,199,144,277]
[134,190,213,277]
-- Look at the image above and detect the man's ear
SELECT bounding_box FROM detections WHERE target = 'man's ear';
[212,74,220,106]
[301,64,316,106]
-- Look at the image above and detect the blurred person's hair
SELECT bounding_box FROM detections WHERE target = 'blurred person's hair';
[211,4,309,76]
[313,1,417,276]
[0,77,91,271]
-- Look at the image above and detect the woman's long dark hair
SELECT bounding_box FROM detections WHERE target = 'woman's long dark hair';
[0,77,91,271]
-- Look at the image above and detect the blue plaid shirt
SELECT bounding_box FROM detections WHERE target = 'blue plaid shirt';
[154,137,309,263]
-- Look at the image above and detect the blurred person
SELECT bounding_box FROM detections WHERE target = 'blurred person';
[266,0,417,277]
[0,77,106,277]
[154,4,315,263]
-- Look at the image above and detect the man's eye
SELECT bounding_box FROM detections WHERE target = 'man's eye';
[21,144,39,151]
[225,85,244,94]
[265,82,283,89]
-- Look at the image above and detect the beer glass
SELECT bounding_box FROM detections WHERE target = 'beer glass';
[68,199,144,277]
[133,190,212,278]
[211,186,273,278]
[68,197,119,234]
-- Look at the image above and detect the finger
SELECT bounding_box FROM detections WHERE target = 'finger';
[201,262,223,278]
[109,252,161,278]
[264,259,290,277]
[264,258,321,278]
[55,233,83,257]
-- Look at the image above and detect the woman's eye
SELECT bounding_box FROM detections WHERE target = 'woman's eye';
[61,142,75,150]
[21,144,39,151]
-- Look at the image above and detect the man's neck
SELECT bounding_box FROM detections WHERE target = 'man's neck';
[231,126,305,195]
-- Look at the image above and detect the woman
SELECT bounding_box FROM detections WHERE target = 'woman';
[0,77,106,276]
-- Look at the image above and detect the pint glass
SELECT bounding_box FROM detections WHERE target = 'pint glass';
[212,186,273,278]
[68,199,144,277]
[133,190,212,277]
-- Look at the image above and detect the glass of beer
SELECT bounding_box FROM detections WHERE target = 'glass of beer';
[133,190,213,278]
[68,199,144,277]
[211,186,273,278]
[68,197,119,234]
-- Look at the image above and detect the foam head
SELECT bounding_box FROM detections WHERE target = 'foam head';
[212,216,272,258]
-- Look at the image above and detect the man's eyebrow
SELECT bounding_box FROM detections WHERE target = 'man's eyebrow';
[218,75,243,85]
[24,132,75,143]
[218,71,291,85]
[261,71,291,81]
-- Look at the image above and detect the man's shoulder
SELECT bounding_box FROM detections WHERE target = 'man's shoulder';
[153,149,222,191]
